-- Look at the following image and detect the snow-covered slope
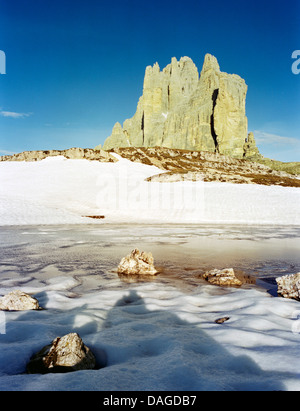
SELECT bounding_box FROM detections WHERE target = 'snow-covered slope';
[0,155,299,225]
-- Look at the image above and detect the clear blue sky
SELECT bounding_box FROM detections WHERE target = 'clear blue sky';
[0,0,299,161]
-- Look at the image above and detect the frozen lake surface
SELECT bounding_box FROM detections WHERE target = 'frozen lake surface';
[1,224,299,294]
[0,224,300,391]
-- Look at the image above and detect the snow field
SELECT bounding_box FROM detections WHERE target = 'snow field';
[0,155,299,225]
[0,279,300,391]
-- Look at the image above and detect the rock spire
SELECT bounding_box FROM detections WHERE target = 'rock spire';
[101,54,259,159]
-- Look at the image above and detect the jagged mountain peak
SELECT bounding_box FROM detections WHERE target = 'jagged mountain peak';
[101,54,258,159]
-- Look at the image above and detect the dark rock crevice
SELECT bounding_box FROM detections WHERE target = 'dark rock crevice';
[210,89,219,153]
[141,111,145,145]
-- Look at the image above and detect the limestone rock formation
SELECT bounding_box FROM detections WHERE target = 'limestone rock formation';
[117,249,158,276]
[203,268,243,287]
[243,132,261,158]
[27,333,97,374]
[276,273,300,301]
[102,54,258,159]
[0,290,41,311]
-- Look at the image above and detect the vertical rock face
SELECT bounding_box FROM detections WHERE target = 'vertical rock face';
[102,53,259,159]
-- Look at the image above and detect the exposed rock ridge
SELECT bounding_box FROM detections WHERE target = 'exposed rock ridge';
[102,54,257,159]
[110,147,300,187]
[0,147,118,162]
[1,145,299,186]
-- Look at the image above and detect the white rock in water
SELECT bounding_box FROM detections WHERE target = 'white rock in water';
[276,273,300,301]
[27,333,97,374]
[203,268,242,287]
[117,249,158,275]
[0,290,41,311]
